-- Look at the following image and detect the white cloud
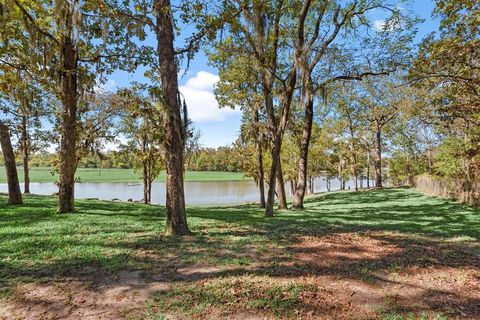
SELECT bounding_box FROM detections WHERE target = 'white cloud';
[373,18,402,32]
[94,79,117,93]
[179,71,240,122]
[374,20,387,31]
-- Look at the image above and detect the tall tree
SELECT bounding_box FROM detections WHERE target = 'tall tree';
[291,0,418,208]
[154,0,189,235]
[216,0,312,216]
[8,0,145,213]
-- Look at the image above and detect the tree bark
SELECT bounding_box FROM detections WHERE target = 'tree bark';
[254,109,265,208]
[0,121,22,205]
[155,0,190,235]
[293,97,313,209]
[276,160,287,209]
[57,34,78,213]
[143,160,149,204]
[21,115,30,194]
[374,127,383,188]
[366,150,370,188]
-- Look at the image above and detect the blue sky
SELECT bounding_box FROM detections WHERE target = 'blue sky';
[105,0,440,149]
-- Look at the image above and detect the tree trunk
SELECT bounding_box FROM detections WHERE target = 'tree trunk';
[143,160,149,204]
[254,109,265,208]
[0,122,22,205]
[155,0,190,235]
[427,148,433,174]
[375,128,383,188]
[293,97,313,209]
[148,179,153,204]
[21,115,30,194]
[265,143,279,217]
[339,159,345,190]
[366,150,370,188]
[58,35,78,213]
[276,160,287,209]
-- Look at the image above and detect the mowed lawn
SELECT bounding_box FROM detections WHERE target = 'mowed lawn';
[0,188,479,319]
[0,167,249,183]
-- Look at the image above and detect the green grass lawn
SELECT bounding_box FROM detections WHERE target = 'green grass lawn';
[0,188,479,319]
[0,167,249,183]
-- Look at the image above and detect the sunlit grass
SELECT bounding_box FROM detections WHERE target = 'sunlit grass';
[0,167,250,183]
[1,188,479,318]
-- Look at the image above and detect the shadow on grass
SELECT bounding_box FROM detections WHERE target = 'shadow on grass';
[1,188,479,317]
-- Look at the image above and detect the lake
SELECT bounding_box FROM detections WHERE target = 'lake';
[0,177,372,205]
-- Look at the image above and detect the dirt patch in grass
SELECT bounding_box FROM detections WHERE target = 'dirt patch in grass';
[2,189,480,319]
[145,232,480,320]
[288,232,480,319]
[0,270,170,320]
[1,232,479,319]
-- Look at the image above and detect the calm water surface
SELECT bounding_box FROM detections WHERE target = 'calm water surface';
[0,177,371,205]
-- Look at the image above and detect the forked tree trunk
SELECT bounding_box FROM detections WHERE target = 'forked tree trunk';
[264,73,296,217]
[21,115,30,194]
[0,121,22,205]
[276,161,287,209]
[155,0,190,235]
[374,128,383,188]
[293,97,313,209]
[58,35,78,213]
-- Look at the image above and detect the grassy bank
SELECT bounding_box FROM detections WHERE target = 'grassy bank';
[0,167,249,183]
[1,188,479,319]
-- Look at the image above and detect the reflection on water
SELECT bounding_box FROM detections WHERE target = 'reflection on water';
[0,177,374,205]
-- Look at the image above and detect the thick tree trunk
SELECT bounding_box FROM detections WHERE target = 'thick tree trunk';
[0,122,22,205]
[293,97,313,209]
[265,142,279,217]
[375,128,383,188]
[254,109,265,208]
[155,0,190,235]
[58,35,78,213]
[276,160,287,209]
[21,115,30,194]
